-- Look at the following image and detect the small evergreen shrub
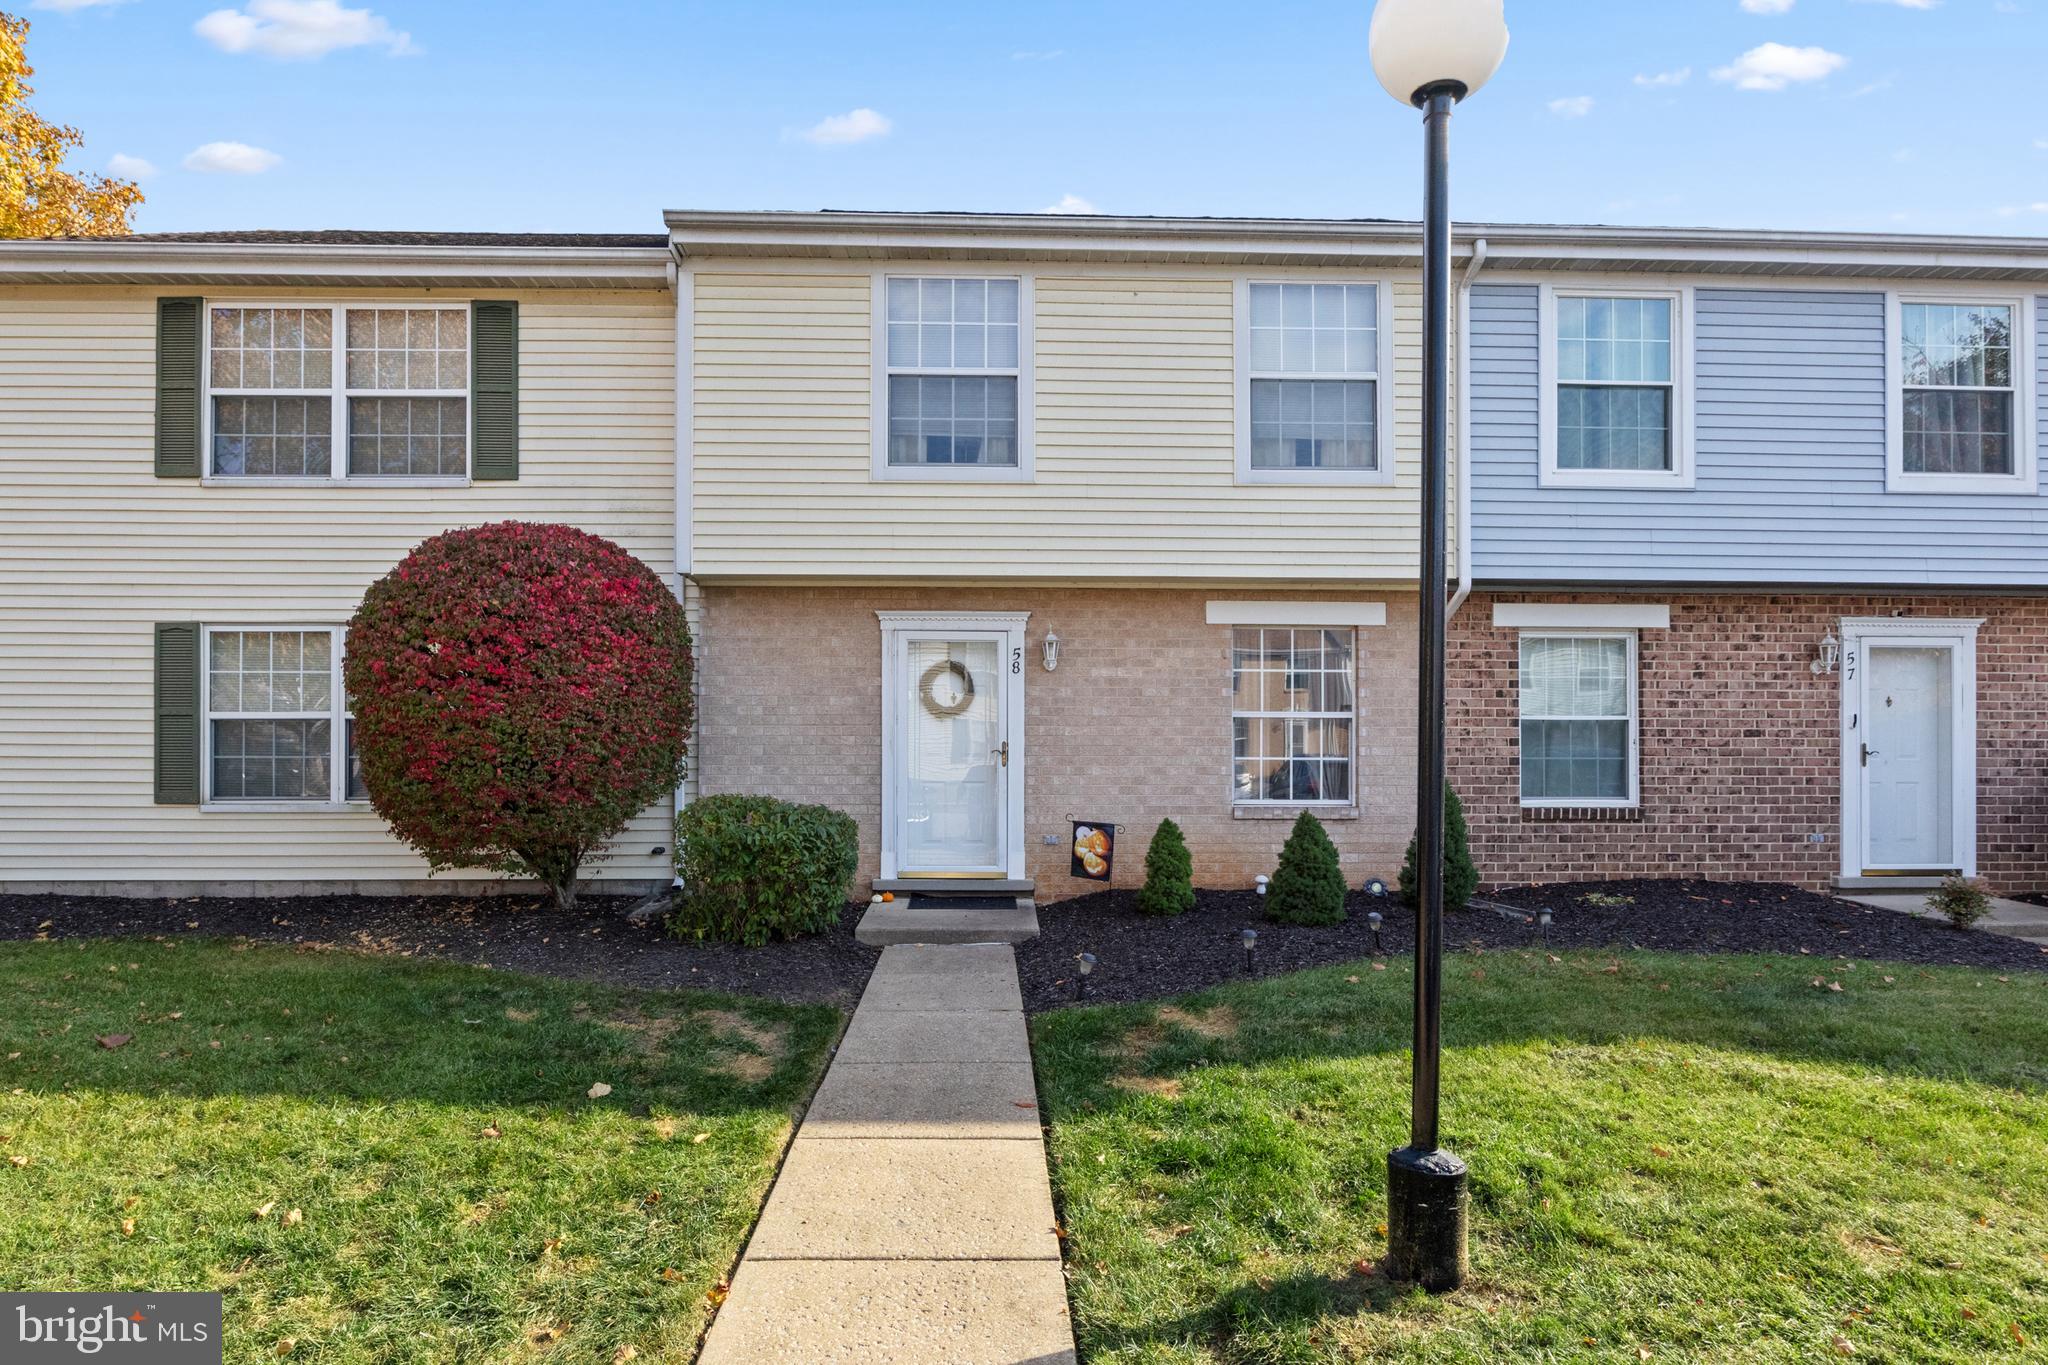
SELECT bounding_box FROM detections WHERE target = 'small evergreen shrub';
[1928,874,1991,931]
[1136,818,1195,917]
[1399,785,1480,911]
[1266,811,1347,925]
[669,795,858,946]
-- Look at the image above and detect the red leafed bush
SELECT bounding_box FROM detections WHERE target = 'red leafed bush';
[344,521,693,907]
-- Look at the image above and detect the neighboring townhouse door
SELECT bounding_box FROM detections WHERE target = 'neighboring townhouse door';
[1840,620,1980,879]
[877,613,1028,882]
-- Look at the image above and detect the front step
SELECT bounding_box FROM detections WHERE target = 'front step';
[1833,875,1951,893]
[856,894,1040,946]
[871,877,1036,896]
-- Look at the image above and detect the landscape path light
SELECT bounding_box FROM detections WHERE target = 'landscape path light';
[1369,0,1508,1295]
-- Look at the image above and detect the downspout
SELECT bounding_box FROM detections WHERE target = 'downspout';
[669,247,690,889]
[1446,237,1488,621]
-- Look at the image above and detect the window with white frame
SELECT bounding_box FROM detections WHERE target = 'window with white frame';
[1900,300,2018,479]
[1230,627,1355,805]
[1245,281,1382,475]
[883,277,1021,469]
[1543,290,1687,486]
[207,304,469,480]
[1518,632,1638,806]
[204,627,366,804]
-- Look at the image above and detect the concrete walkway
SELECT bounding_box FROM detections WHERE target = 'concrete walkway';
[699,943,1076,1365]
[1844,891,2048,946]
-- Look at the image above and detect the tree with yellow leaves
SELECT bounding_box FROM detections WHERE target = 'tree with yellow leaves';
[1,10,141,237]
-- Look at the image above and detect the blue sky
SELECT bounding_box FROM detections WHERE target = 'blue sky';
[27,0,2048,236]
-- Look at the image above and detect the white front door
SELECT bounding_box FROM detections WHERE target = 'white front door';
[878,613,1028,881]
[1863,645,1955,869]
[1840,619,1979,878]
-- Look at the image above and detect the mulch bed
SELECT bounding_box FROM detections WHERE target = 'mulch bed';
[8,878,2042,1015]
[1015,878,2048,1012]
[0,893,881,1007]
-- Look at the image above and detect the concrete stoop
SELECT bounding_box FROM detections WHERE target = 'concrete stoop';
[698,943,1075,1365]
[1842,891,2048,946]
[855,894,1041,946]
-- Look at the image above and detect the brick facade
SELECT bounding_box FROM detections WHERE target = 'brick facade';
[695,585,1421,898]
[1452,591,2048,894]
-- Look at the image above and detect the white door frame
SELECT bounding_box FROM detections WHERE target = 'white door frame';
[1838,616,1981,879]
[877,611,1029,881]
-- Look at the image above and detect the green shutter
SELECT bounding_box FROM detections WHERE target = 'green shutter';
[471,300,519,480]
[154,623,202,805]
[155,297,202,478]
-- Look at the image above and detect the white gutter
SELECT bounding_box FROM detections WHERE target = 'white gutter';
[0,240,673,290]
[670,249,693,887]
[1448,238,1488,622]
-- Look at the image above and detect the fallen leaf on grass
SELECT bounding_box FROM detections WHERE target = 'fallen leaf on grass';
[95,1034,132,1050]
[1637,1347,1653,1361]
[642,1191,661,1207]
[123,1196,139,1210]
[1013,1100,1037,1110]
[2012,1324,2029,1347]
[1352,1258,1377,1277]
[274,1339,295,1357]
[7,1155,27,1168]
[120,1218,135,1237]
[253,1202,275,1221]
[1651,1145,1675,1159]
[611,1348,639,1364]
[530,1324,562,1345]
[1345,975,1360,984]
[660,1267,684,1282]
[691,1132,709,1144]
[1376,1222,1389,1237]
[705,1281,730,1309]
[1960,1307,1977,1320]
[1832,1335,1856,1355]
[283,1208,303,1226]
[479,1124,501,1140]
[587,1082,612,1100]
[1371,962,1387,972]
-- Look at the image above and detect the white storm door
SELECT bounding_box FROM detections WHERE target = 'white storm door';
[1861,643,1957,871]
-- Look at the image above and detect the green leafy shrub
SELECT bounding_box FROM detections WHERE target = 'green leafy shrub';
[1928,874,1991,931]
[1399,785,1480,912]
[1136,818,1196,917]
[670,795,858,945]
[1266,811,1346,925]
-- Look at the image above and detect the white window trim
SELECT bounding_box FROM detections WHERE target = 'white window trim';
[1883,289,2037,496]
[1206,600,1387,627]
[199,623,369,812]
[1537,283,1695,490]
[1493,603,1669,630]
[1229,624,1360,810]
[1234,276,1396,487]
[1517,627,1641,810]
[201,299,474,488]
[870,271,1035,483]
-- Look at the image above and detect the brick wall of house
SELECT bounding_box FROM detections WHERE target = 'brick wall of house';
[696,585,1421,898]
[1452,591,2048,894]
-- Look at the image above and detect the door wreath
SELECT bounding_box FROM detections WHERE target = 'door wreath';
[918,659,975,718]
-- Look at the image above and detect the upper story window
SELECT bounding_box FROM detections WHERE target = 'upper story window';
[1887,294,2037,494]
[1230,626,1356,806]
[875,275,1032,480]
[1237,280,1392,485]
[206,304,470,483]
[1539,286,1692,489]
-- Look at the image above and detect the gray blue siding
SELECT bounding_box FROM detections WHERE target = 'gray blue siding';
[1469,283,2048,586]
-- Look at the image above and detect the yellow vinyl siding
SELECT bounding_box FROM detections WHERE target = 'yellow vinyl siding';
[0,286,677,888]
[689,265,1452,583]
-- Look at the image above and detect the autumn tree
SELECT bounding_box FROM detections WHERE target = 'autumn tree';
[1,11,141,237]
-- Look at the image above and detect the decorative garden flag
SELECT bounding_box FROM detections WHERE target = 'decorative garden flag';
[1071,822,1115,881]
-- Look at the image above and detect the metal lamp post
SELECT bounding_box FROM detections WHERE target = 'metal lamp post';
[1368,0,1508,1294]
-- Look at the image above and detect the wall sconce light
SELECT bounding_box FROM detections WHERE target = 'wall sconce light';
[1042,633,1061,672]
[1810,629,1839,676]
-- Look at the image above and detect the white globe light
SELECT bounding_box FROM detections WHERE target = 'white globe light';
[1369,0,1510,106]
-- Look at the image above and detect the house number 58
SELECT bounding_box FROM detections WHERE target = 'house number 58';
[1011,648,1022,675]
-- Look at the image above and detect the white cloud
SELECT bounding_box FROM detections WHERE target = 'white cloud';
[195,1,414,60]
[1711,42,1848,91]
[1633,67,1691,88]
[182,141,282,174]
[1041,194,1097,214]
[105,153,157,180]
[1997,202,2048,216]
[1012,49,1065,61]
[1739,0,1795,12]
[1548,96,1595,118]
[796,107,891,146]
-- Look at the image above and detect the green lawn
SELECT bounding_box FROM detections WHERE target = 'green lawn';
[1032,950,2048,1363]
[0,937,838,1364]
